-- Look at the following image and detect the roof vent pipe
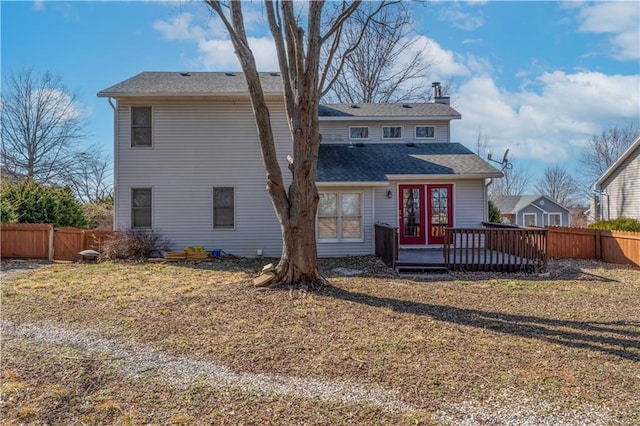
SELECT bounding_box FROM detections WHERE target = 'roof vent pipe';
[432,82,442,98]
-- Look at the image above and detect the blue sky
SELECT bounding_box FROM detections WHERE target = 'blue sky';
[2,1,639,190]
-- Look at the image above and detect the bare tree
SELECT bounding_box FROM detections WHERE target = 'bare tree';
[320,4,432,103]
[489,161,533,198]
[1,68,88,184]
[64,148,113,203]
[534,165,579,207]
[579,122,638,183]
[206,1,400,286]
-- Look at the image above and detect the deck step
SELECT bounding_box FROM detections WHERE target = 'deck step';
[396,263,449,273]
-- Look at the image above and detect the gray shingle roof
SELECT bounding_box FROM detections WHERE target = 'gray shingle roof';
[493,195,569,213]
[97,71,284,97]
[97,72,462,118]
[319,103,460,119]
[317,143,503,182]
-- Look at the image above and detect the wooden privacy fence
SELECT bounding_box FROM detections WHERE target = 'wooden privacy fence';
[1,223,115,261]
[547,227,640,267]
[374,223,398,268]
[444,227,548,272]
[1,223,54,260]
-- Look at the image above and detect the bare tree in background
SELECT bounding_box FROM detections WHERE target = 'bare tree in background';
[489,161,533,198]
[579,122,638,184]
[65,148,113,203]
[1,68,88,184]
[535,165,578,207]
[321,4,435,103]
[206,1,402,286]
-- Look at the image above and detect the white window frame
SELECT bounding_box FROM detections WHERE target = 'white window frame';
[548,213,562,227]
[131,106,153,148]
[349,126,369,140]
[131,187,152,229]
[523,213,537,227]
[415,125,435,139]
[382,126,402,140]
[213,187,236,230]
[317,191,364,243]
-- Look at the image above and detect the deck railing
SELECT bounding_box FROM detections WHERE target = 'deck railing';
[374,223,398,268]
[444,227,547,272]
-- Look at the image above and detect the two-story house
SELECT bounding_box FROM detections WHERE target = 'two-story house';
[98,72,502,257]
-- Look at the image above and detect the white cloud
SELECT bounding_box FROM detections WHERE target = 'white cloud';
[452,71,640,163]
[438,3,485,31]
[576,2,640,60]
[32,0,44,12]
[404,36,470,81]
[154,13,201,41]
[198,37,279,71]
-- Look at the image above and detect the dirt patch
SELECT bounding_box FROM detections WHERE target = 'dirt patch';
[0,259,51,282]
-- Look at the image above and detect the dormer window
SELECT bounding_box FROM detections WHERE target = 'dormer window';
[349,126,369,140]
[382,126,402,139]
[415,126,435,139]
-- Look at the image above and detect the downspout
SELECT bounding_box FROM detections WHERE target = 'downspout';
[484,178,493,223]
[108,97,118,230]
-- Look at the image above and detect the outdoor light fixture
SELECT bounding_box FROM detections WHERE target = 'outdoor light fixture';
[387,190,393,199]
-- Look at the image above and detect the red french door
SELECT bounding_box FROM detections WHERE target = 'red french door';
[399,185,425,245]
[427,184,453,245]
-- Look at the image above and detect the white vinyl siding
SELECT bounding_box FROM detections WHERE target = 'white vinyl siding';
[319,120,450,144]
[115,98,291,257]
[600,146,640,220]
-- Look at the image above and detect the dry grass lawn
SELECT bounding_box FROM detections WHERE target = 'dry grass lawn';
[1,257,639,425]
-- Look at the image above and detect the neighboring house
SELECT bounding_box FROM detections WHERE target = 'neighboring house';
[98,72,502,257]
[493,195,570,227]
[593,135,640,221]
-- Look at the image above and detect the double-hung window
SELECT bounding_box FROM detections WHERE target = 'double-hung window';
[132,188,152,228]
[523,213,537,227]
[548,213,561,227]
[213,187,235,229]
[415,126,435,139]
[349,127,369,140]
[382,126,402,139]
[131,106,152,147]
[317,192,363,242]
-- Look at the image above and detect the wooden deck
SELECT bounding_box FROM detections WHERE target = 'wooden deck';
[397,248,541,273]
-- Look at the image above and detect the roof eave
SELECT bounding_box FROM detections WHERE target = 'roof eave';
[96,91,283,98]
[316,181,389,187]
[594,134,640,189]
[386,172,503,180]
[318,115,461,121]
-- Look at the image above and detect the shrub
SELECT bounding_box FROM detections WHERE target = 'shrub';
[1,196,17,223]
[0,180,87,227]
[83,196,113,230]
[101,230,170,261]
[488,200,501,223]
[589,217,640,232]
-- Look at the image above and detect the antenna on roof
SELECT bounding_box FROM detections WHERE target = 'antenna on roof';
[487,149,512,171]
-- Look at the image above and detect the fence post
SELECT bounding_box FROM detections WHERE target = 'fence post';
[48,227,55,262]
[594,229,601,260]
